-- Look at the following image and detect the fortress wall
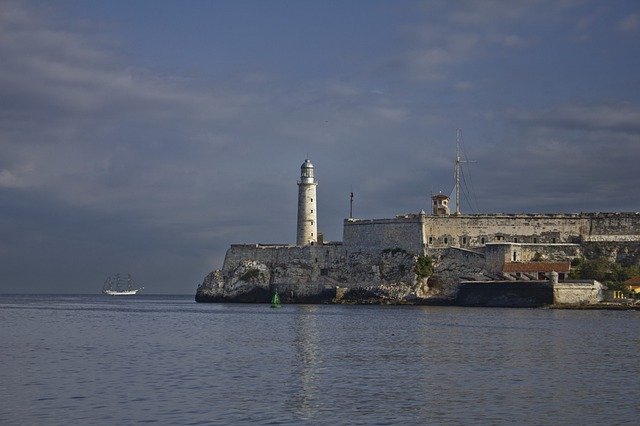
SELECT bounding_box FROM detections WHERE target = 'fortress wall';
[482,243,581,272]
[585,213,640,237]
[553,281,606,304]
[222,243,345,276]
[423,215,589,247]
[517,243,581,261]
[422,214,640,247]
[342,217,425,255]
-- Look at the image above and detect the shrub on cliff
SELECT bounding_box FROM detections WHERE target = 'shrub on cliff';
[415,255,434,278]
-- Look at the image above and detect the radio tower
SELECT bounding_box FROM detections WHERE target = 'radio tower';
[454,129,475,215]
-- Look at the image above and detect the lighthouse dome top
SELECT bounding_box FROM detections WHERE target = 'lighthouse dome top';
[299,158,315,183]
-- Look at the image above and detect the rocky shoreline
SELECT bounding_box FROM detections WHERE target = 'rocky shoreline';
[195,278,639,310]
[549,303,640,311]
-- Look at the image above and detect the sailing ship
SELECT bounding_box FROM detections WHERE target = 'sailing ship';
[102,273,143,296]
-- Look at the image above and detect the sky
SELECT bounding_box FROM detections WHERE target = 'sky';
[1,0,639,294]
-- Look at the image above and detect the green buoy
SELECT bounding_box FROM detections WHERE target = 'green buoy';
[270,290,281,308]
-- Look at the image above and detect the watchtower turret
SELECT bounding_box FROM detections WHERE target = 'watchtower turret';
[296,159,318,245]
[432,193,450,216]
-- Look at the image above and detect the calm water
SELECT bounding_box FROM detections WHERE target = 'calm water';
[1,295,638,425]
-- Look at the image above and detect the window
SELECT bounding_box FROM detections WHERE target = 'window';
[444,237,448,244]
[514,238,518,243]
[310,221,314,225]
[462,237,467,245]
[428,237,433,244]
[513,251,517,261]
[310,198,313,202]
[552,238,557,243]
[310,210,313,213]
[311,232,314,237]
[481,237,485,244]
[534,238,538,243]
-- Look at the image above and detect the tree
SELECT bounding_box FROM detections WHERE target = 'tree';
[573,256,640,297]
[415,255,434,278]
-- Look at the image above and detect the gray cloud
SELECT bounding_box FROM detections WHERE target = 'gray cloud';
[508,104,640,133]
[618,12,640,33]
[1,0,638,293]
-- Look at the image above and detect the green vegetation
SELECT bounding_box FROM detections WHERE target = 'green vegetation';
[415,255,434,278]
[240,268,261,281]
[570,257,640,296]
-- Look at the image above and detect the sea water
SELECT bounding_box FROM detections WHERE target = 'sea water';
[0,294,638,425]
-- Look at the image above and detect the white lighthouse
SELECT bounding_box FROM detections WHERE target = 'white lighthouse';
[296,159,318,246]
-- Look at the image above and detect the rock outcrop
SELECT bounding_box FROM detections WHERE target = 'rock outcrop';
[195,245,492,304]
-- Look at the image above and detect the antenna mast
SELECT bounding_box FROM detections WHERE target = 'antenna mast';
[454,129,475,215]
[349,192,354,218]
[455,129,461,215]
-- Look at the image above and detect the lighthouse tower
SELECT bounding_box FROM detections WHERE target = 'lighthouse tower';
[296,159,318,246]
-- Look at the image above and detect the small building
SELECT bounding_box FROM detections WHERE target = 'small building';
[431,193,450,216]
[503,261,571,280]
[624,276,640,294]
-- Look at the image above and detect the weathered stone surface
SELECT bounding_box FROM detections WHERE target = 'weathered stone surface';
[553,280,606,305]
[581,241,640,266]
[195,245,435,304]
[195,211,640,305]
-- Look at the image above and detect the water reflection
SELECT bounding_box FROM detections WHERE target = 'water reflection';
[2,296,638,424]
[288,305,321,419]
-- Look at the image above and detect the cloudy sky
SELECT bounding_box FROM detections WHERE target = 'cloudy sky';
[1,0,639,294]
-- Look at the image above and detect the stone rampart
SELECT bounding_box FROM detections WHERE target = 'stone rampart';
[222,243,345,277]
[482,243,581,272]
[197,212,640,304]
[197,241,422,303]
[344,212,640,251]
[586,212,640,235]
[553,280,606,305]
[429,213,640,248]
[343,215,425,255]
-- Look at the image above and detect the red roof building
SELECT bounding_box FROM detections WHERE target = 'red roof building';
[624,276,640,293]
[503,261,571,280]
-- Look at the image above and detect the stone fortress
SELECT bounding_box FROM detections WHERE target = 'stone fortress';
[196,159,640,305]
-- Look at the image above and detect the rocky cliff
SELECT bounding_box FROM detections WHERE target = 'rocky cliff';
[195,246,491,304]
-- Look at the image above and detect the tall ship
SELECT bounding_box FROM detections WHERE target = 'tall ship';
[102,273,143,296]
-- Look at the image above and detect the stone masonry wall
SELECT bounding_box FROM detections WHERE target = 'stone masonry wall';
[423,213,640,248]
[342,216,425,255]
[197,212,640,304]
[222,243,346,282]
[482,243,582,272]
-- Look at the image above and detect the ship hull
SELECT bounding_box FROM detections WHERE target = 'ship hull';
[103,289,140,296]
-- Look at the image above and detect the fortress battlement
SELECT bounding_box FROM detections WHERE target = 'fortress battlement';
[197,159,640,305]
